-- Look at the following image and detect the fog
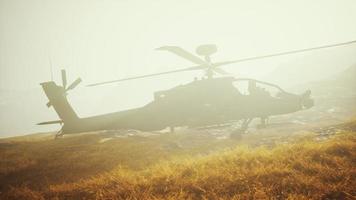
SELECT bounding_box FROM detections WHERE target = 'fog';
[1,0,356,136]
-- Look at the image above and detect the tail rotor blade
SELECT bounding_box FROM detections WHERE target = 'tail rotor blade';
[66,78,82,91]
[61,69,67,89]
[37,120,63,125]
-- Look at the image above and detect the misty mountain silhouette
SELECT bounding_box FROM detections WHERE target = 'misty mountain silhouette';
[264,49,356,87]
[336,63,356,83]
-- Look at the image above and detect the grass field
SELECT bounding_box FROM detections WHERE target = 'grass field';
[0,121,355,199]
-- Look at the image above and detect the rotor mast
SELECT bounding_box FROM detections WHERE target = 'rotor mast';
[196,44,218,79]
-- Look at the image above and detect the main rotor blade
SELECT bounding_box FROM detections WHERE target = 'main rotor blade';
[66,78,82,91]
[87,65,204,87]
[213,68,230,75]
[61,69,67,88]
[213,40,356,67]
[156,46,208,65]
[87,40,356,87]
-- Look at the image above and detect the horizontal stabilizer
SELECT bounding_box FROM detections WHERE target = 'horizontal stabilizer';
[37,120,63,125]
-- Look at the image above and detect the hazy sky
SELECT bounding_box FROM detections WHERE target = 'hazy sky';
[1,0,356,90]
[1,0,356,136]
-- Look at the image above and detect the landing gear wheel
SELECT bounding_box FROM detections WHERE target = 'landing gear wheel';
[256,117,268,129]
[54,133,63,139]
[230,118,253,139]
[230,129,245,139]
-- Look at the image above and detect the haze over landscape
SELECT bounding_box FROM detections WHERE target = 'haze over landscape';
[1,0,356,135]
[1,1,356,199]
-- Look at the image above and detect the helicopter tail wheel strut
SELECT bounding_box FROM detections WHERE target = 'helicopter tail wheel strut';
[54,127,64,139]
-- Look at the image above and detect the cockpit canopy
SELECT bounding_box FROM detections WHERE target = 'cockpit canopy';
[232,79,287,98]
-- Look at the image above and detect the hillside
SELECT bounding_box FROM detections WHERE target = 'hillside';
[0,120,355,199]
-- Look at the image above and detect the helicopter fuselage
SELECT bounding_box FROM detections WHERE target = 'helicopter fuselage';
[40,77,314,135]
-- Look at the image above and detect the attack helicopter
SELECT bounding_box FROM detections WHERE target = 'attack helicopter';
[38,41,356,138]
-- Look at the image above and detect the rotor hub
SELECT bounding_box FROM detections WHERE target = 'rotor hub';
[196,44,217,57]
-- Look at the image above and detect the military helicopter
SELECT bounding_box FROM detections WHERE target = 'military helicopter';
[38,41,355,138]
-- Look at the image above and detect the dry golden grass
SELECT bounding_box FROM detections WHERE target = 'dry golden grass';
[0,130,243,196]
[0,129,355,199]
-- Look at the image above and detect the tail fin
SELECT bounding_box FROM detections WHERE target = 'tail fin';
[40,81,79,122]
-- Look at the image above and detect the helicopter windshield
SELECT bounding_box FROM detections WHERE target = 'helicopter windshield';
[233,79,284,98]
